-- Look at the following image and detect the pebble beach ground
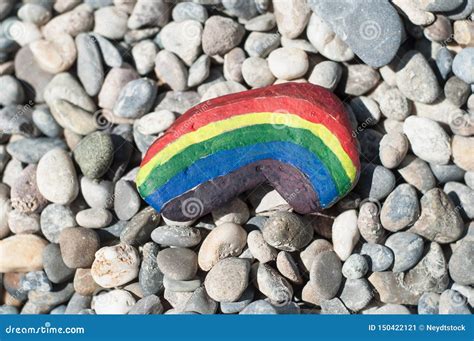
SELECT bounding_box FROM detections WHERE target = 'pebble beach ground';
[0,0,473,315]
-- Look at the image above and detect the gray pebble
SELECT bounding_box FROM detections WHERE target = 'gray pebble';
[381,184,420,232]
[339,278,373,312]
[139,242,164,296]
[32,106,62,138]
[409,188,464,243]
[128,0,170,29]
[320,298,350,314]
[256,263,293,305]
[114,180,140,221]
[398,156,436,193]
[163,276,202,293]
[132,40,158,76]
[154,50,188,91]
[151,225,201,248]
[343,64,380,96]
[0,305,19,314]
[0,75,25,106]
[20,271,52,293]
[156,91,200,114]
[81,177,114,209]
[385,232,424,272]
[465,171,474,189]
[113,78,158,119]
[172,2,208,23]
[0,106,34,137]
[7,137,66,164]
[224,47,246,82]
[76,208,112,229]
[309,251,342,300]
[444,76,470,107]
[245,13,276,31]
[418,292,440,314]
[8,210,41,234]
[435,47,453,80]
[93,6,128,40]
[42,243,75,284]
[342,254,369,279]
[430,164,465,184]
[205,257,250,302]
[245,216,268,231]
[449,239,474,285]
[308,61,342,91]
[157,248,198,281]
[244,32,280,58]
[242,57,275,88]
[356,163,395,201]
[129,295,163,315]
[65,293,92,314]
[379,87,412,121]
[40,204,76,243]
[188,54,210,88]
[357,201,384,244]
[11,164,48,214]
[202,16,245,56]
[220,286,254,314]
[222,0,258,19]
[73,132,114,179]
[453,47,474,84]
[262,212,313,251]
[76,33,104,97]
[182,286,218,314]
[91,33,123,68]
[350,96,381,126]
[379,132,409,169]
[161,20,203,66]
[444,181,474,219]
[360,243,394,272]
[121,207,160,246]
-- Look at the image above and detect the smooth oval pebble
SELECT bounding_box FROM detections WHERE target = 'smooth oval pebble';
[91,244,140,288]
[76,208,113,229]
[268,47,308,80]
[385,232,424,272]
[113,78,158,119]
[198,222,247,271]
[309,251,342,300]
[205,257,250,302]
[247,230,278,264]
[360,243,394,272]
[262,212,313,252]
[40,204,76,243]
[92,289,136,315]
[73,132,114,179]
[114,180,141,221]
[380,184,420,232]
[256,263,293,305]
[136,110,175,135]
[59,227,100,269]
[151,225,201,248]
[342,254,369,279]
[332,209,359,261]
[37,148,79,205]
[157,248,198,281]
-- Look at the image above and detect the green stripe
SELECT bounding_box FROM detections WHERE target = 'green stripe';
[139,124,352,197]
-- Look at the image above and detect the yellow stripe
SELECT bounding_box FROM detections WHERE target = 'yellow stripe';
[137,112,356,186]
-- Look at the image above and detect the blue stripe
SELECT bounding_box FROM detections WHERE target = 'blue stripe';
[145,141,339,210]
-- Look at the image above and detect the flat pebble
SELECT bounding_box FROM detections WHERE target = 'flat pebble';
[262,212,313,252]
[273,0,310,39]
[154,50,188,91]
[151,225,201,248]
[121,207,160,246]
[172,2,208,23]
[379,132,409,169]
[198,222,247,271]
[398,156,436,193]
[205,257,250,302]
[332,209,359,261]
[0,75,25,105]
[244,32,280,58]
[379,87,412,121]
[300,239,333,272]
[59,227,100,269]
[268,47,308,81]
[163,277,201,293]
[93,6,128,40]
[73,132,114,179]
[76,33,104,96]
[81,177,113,209]
[452,135,474,172]
[256,263,293,305]
[128,0,170,29]
[431,164,465,184]
[7,137,66,164]
[8,210,40,234]
[241,57,275,88]
[76,208,112,229]
[357,200,384,244]
[188,55,211,88]
[98,67,139,110]
[161,20,203,66]
[202,16,245,56]
[74,268,101,296]
[385,232,424,272]
[220,286,254,313]
[380,184,420,232]
[157,248,198,281]
[410,188,464,243]
[276,251,302,284]
[309,251,342,300]
[91,244,140,288]
[37,149,79,205]
[113,78,157,119]
[360,243,394,272]
[114,180,141,221]
[129,295,164,315]
[444,181,474,219]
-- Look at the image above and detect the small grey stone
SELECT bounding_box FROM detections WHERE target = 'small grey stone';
[180,287,217,315]
[93,6,128,40]
[151,225,201,248]
[465,171,474,189]
[114,180,140,221]
[129,295,164,315]
[163,277,202,293]
[409,188,464,244]
[121,207,160,246]
[0,106,35,137]
[0,75,25,106]
[444,181,474,219]
[245,13,276,31]
[42,243,74,284]
[418,292,440,314]
[172,2,208,23]
[241,57,275,88]
[154,50,188,91]
[76,33,104,97]
[76,208,112,229]
[398,156,436,193]
[91,33,123,68]
[430,164,465,184]
[128,0,170,29]
[157,248,198,281]
[262,212,313,251]
[356,163,396,201]
[385,232,424,272]
[113,78,158,119]
[444,76,470,107]
[244,32,280,59]
[81,177,114,209]
[222,0,258,19]
[73,132,114,179]
[357,201,384,244]
[453,47,474,84]
[27,283,75,313]
[343,64,380,96]
[381,184,420,232]
[205,257,250,303]
[309,251,342,300]
[139,242,164,296]
[439,289,471,314]
[449,239,474,285]
[360,243,394,272]
[396,50,441,104]
[161,20,203,66]
[379,87,412,121]
[7,210,40,234]
[188,54,210,87]
[32,106,62,138]
[10,164,48,214]
[339,278,373,312]
[224,47,246,82]
[7,137,66,164]
[220,286,254,314]
[201,81,246,101]
[379,132,409,169]
[202,16,245,56]
[40,204,76,243]
[445,0,474,20]
[308,61,342,91]
[256,263,293,305]
[342,254,369,279]
[132,40,158,76]
[435,47,453,80]
[0,306,19,314]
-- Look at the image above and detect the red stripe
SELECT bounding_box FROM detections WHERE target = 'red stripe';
[142,83,358,167]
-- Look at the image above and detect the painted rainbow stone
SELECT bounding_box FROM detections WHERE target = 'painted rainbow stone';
[136,83,360,221]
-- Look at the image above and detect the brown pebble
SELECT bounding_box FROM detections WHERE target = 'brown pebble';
[74,268,102,296]
[58,227,100,268]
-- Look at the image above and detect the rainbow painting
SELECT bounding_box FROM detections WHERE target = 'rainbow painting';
[137,83,360,221]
